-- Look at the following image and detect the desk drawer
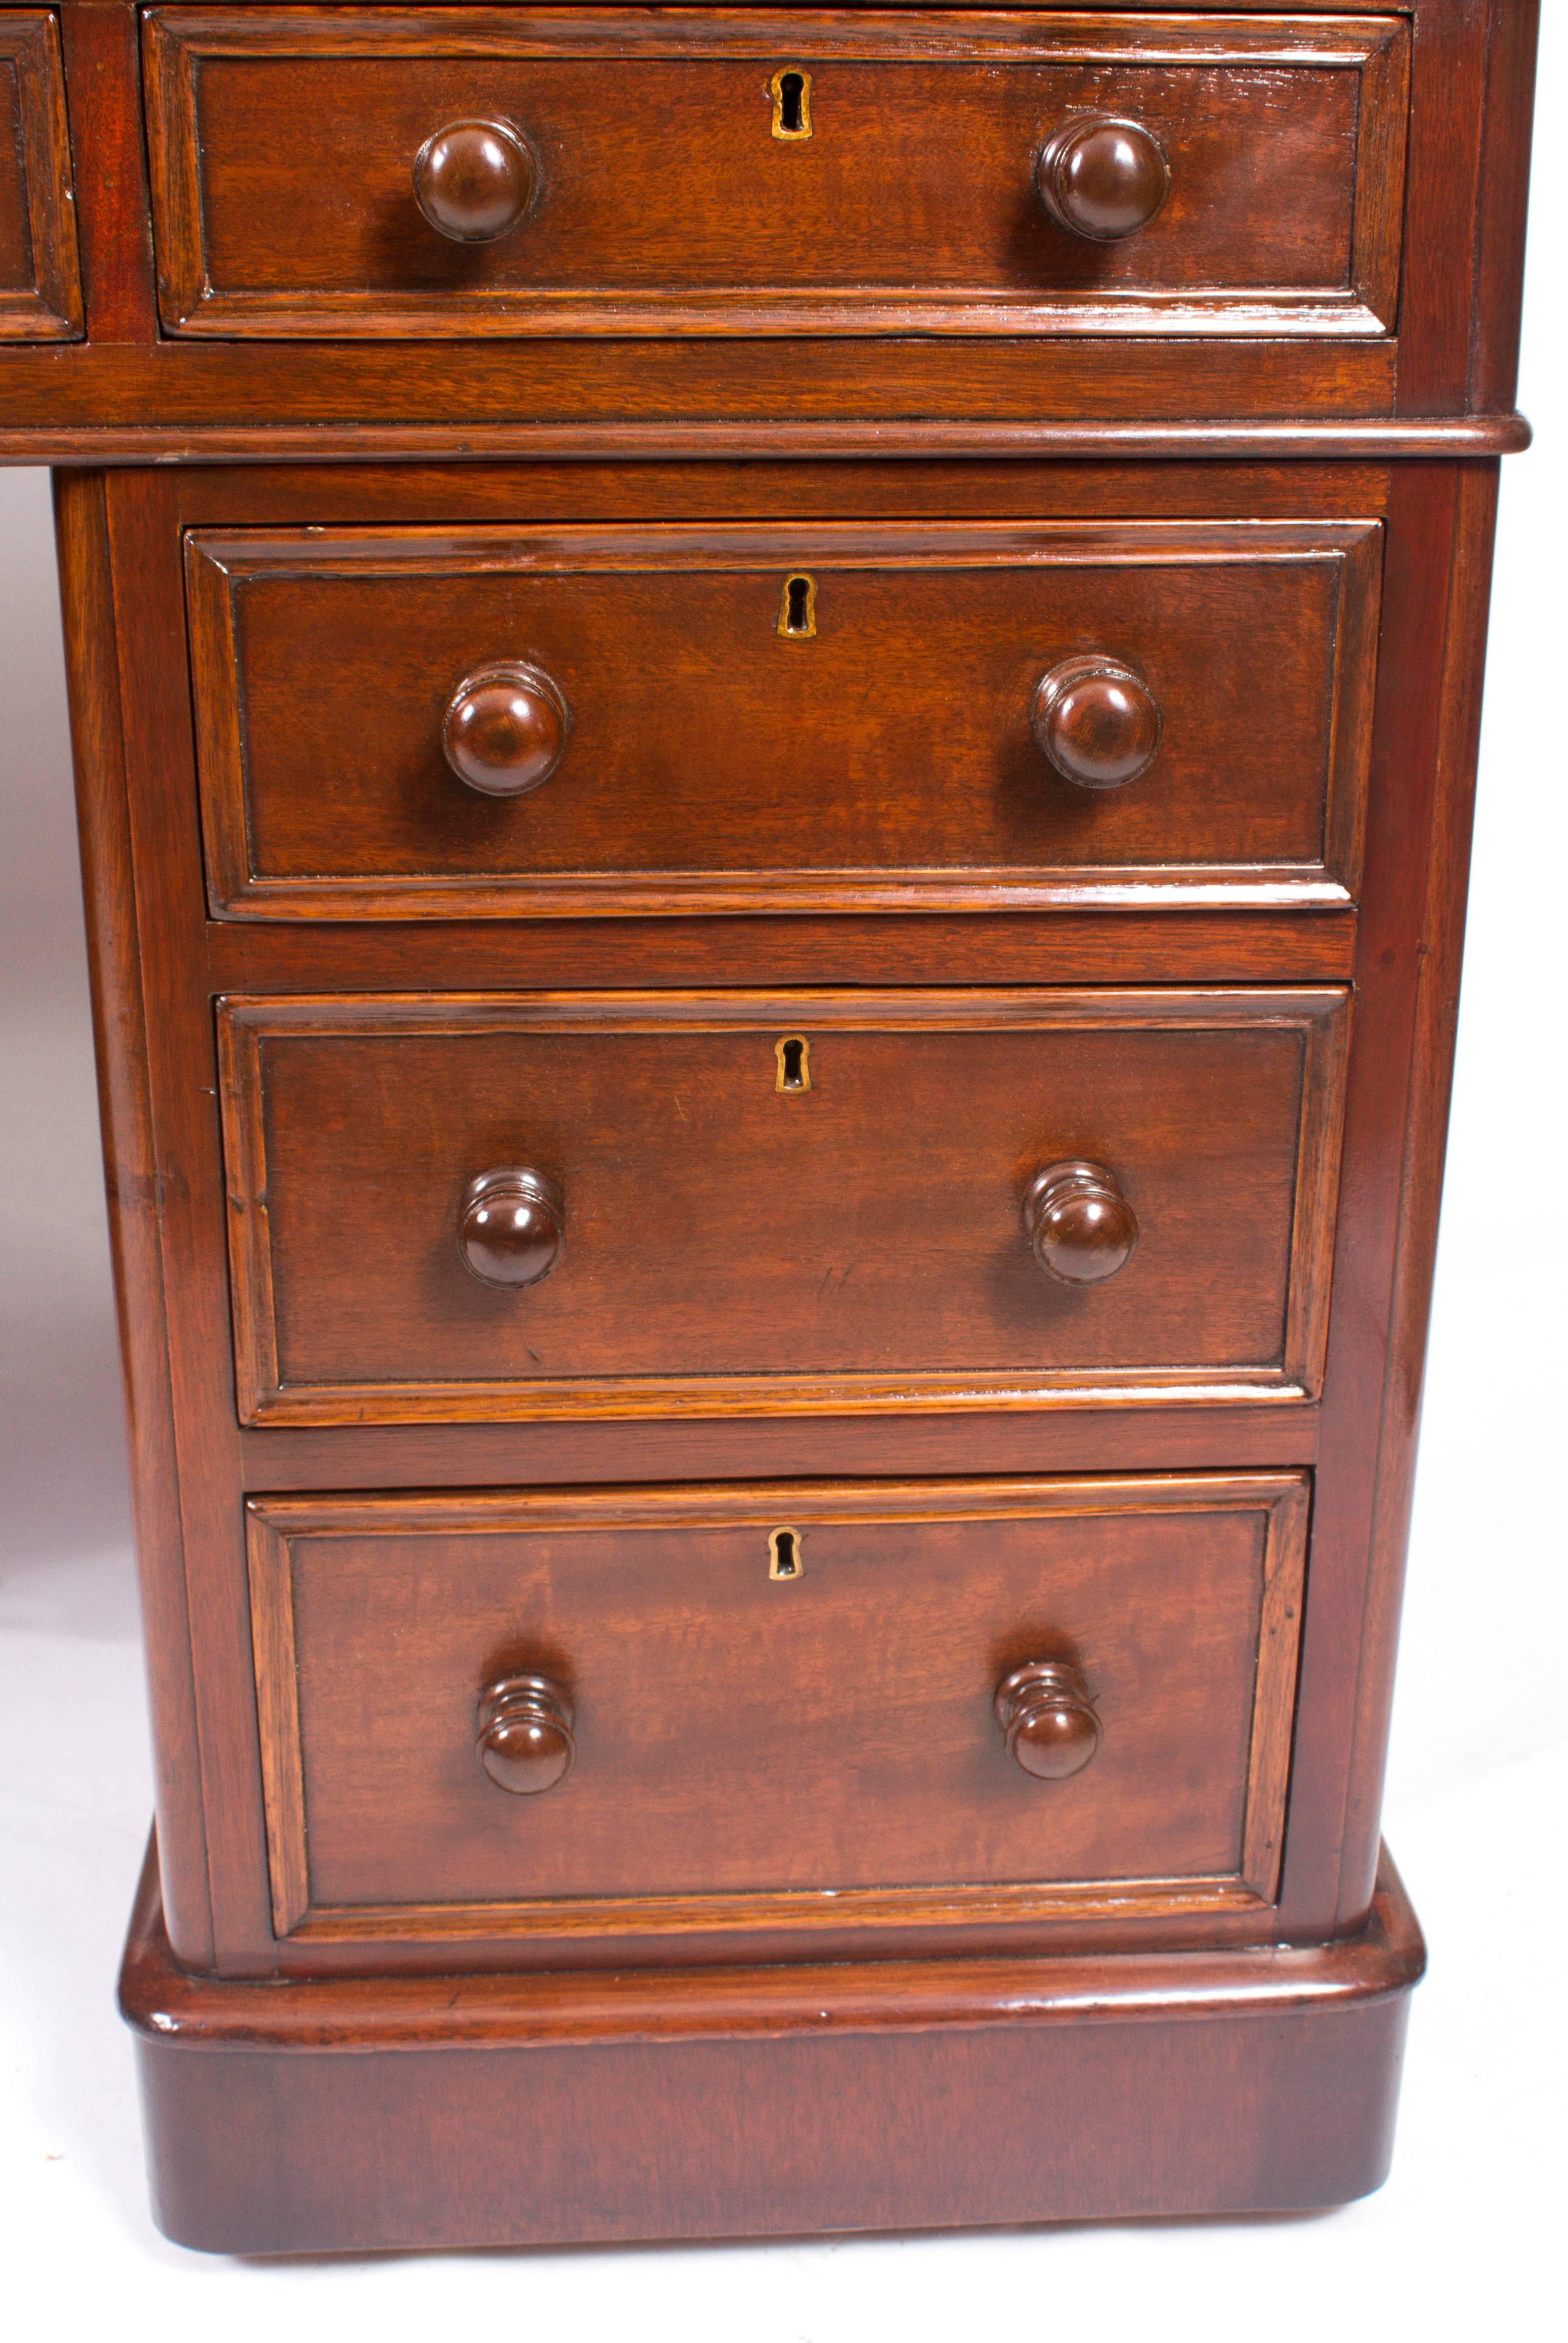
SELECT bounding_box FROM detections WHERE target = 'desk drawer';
[187,522,1381,919]
[0,14,82,341]
[144,9,1408,340]
[247,1473,1310,1945]
[217,988,1350,1426]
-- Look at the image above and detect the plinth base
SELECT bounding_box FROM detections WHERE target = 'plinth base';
[120,1840,1424,2255]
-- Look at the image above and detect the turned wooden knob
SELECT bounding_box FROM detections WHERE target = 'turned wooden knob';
[443,662,569,797]
[459,1168,564,1289]
[1037,115,1171,241]
[1033,655,1162,790]
[476,1674,575,1793]
[1023,1160,1139,1285]
[996,1662,1101,1780]
[414,117,537,242]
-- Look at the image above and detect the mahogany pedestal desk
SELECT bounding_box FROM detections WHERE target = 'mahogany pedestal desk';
[4,0,1540,2252]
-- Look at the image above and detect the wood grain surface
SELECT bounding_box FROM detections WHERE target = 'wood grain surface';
[52,434,1526,1991]
[120,1835,1424,2252]
[216,987,1351,1424]
[0,13,83,341]
[186,519,1381,920]
[245,1474,1308,1944]
[142,8,1407,340]
[46,459,1378,1977]
[0,0,1540,460]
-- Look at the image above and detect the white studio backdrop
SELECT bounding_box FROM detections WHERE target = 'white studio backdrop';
[1,22,1564,2334]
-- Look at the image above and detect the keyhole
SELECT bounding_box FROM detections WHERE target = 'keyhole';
[769,1528,803,1580]
[770,67,813,141]
[775,1035,811,1093]
[778,573,817,639]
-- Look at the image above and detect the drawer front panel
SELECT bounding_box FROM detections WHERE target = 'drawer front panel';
[0,14,82,341]
[248,1474,1309,1942]
[188,522,1381,919]
[218,989,1350,1425]
[144,10,1408,339]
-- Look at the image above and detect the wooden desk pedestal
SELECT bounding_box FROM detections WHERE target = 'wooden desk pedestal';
[5,0,1539,2253]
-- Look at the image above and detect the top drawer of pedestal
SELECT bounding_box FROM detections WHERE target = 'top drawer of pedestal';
[141,8,1410,341]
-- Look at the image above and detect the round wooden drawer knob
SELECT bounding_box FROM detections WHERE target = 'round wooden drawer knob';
[1036,114,1171,241]
[414,118,537,242]
[459,1167,565,1289]
[476,1674,575,1794]
[443,662,569,797]
[1023,1160,1139,1285]
[996,1661,1101,1780]
[1033,656,1162,789]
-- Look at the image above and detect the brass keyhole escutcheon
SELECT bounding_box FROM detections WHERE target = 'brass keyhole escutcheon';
[770,68,813,140]
[775,1035,812,1093]
[778,572,817,639]
[768,1528,804,1579]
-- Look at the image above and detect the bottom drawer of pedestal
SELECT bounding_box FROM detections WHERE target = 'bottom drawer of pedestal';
[246,1473,1309,1947]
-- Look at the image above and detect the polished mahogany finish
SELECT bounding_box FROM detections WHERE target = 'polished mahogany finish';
[442,662,569,797]
[1023,1160,1140,1287]
[140,9,1410,343]
[413,117,537,243]
[1036,115,1170,242]
[995,1661,1103,1780]
[50,425,1530,2240]
[17,0,1542,2259]
[0,13,83,342]
[1032,655,1163,790]
[122,1840,1425,2253]
[243,1477,1308,1941]
[457,1168,565,1291]
[184,519,1382,919]
[1,0,1544,461]
[476,1674,576,1795]
[216,989,1349,1425]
